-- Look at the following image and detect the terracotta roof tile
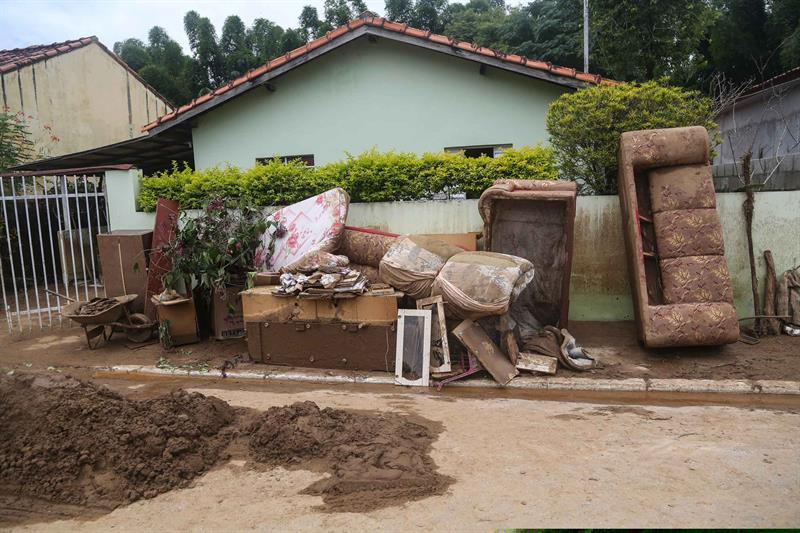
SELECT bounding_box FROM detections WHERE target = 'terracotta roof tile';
[0,36,98,73]
[143,16,616,132]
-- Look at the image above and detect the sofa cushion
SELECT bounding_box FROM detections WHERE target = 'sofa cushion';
[653,209,724,258]
[648,164,716,213]
[647,302,739,347]
[660,255,734,304]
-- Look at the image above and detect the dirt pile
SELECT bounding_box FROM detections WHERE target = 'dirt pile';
[248,401,451,511]
[0,374,237,511]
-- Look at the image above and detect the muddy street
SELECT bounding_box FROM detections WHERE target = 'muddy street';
[2,373,798,531]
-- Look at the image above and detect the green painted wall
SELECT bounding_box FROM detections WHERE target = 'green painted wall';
[191,37,568,169]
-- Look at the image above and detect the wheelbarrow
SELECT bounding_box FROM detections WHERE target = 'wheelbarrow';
[61,294,155,349]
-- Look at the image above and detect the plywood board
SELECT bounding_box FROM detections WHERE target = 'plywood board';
[452,319,518,385]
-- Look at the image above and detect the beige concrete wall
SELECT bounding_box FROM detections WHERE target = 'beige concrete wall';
[0,42,171,160]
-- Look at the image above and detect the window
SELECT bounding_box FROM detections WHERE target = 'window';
[256,154,315,166]
[445,144,512,158]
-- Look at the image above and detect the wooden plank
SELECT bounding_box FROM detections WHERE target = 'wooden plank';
[516,352,557,375]
[452,319,518,386]
[417,295,451,372]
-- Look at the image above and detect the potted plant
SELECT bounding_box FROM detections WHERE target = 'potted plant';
[162,198,281,338]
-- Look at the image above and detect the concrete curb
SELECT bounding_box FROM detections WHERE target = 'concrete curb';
[102,365,800,396]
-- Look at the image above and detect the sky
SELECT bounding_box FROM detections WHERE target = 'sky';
[0,0,387,52]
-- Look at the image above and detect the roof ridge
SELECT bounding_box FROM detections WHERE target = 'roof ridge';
[143,16,616,132]
[0,36,97,73]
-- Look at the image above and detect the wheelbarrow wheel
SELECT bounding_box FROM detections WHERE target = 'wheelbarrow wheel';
[126,313,155,343]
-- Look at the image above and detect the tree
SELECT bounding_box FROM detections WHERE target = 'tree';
[0,110,34,171]
[184,10,224,91]
[499,0,583,68]
[385,0,415,23]
[113,38,151,71]
[709,0,776,84]
[220,16,256,77]
[590,0,713,81]
[299,6,323,39]
[413,0,451,33]
[769,0,800,70]
[250,18,286,61]
[546,81,716,195]
[444,0,506,47]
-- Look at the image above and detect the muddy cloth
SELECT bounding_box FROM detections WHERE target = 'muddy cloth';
[777,265,800,327]
[432,251,534,319]
[379,236,462,299]
[0,374,237,509]
[521,326,595,371]
[248,401,451,512]
[337,226,399,268]
[348,263,381,284]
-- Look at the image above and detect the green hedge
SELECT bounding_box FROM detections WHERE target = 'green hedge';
[137,146,557,212]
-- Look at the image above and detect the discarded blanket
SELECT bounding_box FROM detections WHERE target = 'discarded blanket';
[777,265,800,328]
[379,236,462,299]
[432,251,534,319]
[256,188,349,272]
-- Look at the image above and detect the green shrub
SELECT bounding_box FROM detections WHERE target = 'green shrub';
[137,146,557,211]
[546,80,716,195]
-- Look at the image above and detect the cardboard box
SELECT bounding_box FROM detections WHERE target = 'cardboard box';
[212,286,245,340]
[241,286,399,325]
[151,296,198,346]
[98,230,152,312]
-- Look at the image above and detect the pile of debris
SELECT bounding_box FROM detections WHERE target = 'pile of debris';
[240,182,596,388]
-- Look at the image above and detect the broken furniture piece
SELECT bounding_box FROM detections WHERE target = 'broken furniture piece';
[395,309,432,387]
[416,295,452,373]
[618,126,739,347]
[452,319,518,386]
[478,179,576,328]
[97,230,153,313]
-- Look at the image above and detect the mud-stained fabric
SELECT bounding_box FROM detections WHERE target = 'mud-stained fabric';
[337,227,398,268]
[660,255,734,304]
[648,164,716,213]
[653,209,725,258]
[348,263,381,284]
[379,236,462,299]
[256,188,349,272]
[281,251,350,273]
[646,302,739,347]
[432,251,534,319]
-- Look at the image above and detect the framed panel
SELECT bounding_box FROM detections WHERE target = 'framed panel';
[395,309,432,387]
[416,295,451,373]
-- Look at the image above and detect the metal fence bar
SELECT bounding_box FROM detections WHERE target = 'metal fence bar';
[10,176,32,330]
[93,175,103,298]
[0,246,10,333]
[62,175,80,300]
[32,177,52,326]
[22,176,44,329]
[82,176,99,298]
[1,179,23,333]
[42,176,63,324]
[73,176,89,301]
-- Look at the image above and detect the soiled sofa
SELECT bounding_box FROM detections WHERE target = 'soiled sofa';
[618,126,739,348]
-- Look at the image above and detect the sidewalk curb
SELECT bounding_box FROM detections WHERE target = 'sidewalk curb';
[101,365,800,396]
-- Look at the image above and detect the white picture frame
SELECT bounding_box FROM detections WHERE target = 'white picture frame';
[395,309,432,387]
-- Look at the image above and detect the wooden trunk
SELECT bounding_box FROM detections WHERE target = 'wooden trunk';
[246,321,396,372]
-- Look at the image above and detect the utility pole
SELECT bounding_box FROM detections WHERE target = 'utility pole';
[583,0,589,73]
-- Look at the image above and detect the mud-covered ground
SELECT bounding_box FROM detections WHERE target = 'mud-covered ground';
[1,321,799,382]
[1,374,797,531]
[0,374,450,527]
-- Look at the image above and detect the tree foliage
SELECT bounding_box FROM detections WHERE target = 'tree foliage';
[0,110,34,171]
[546,81,716,195]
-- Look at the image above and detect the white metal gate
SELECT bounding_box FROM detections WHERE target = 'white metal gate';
[0,173,108,333]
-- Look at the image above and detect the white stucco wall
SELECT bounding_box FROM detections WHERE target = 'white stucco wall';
[190,36,568,169]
